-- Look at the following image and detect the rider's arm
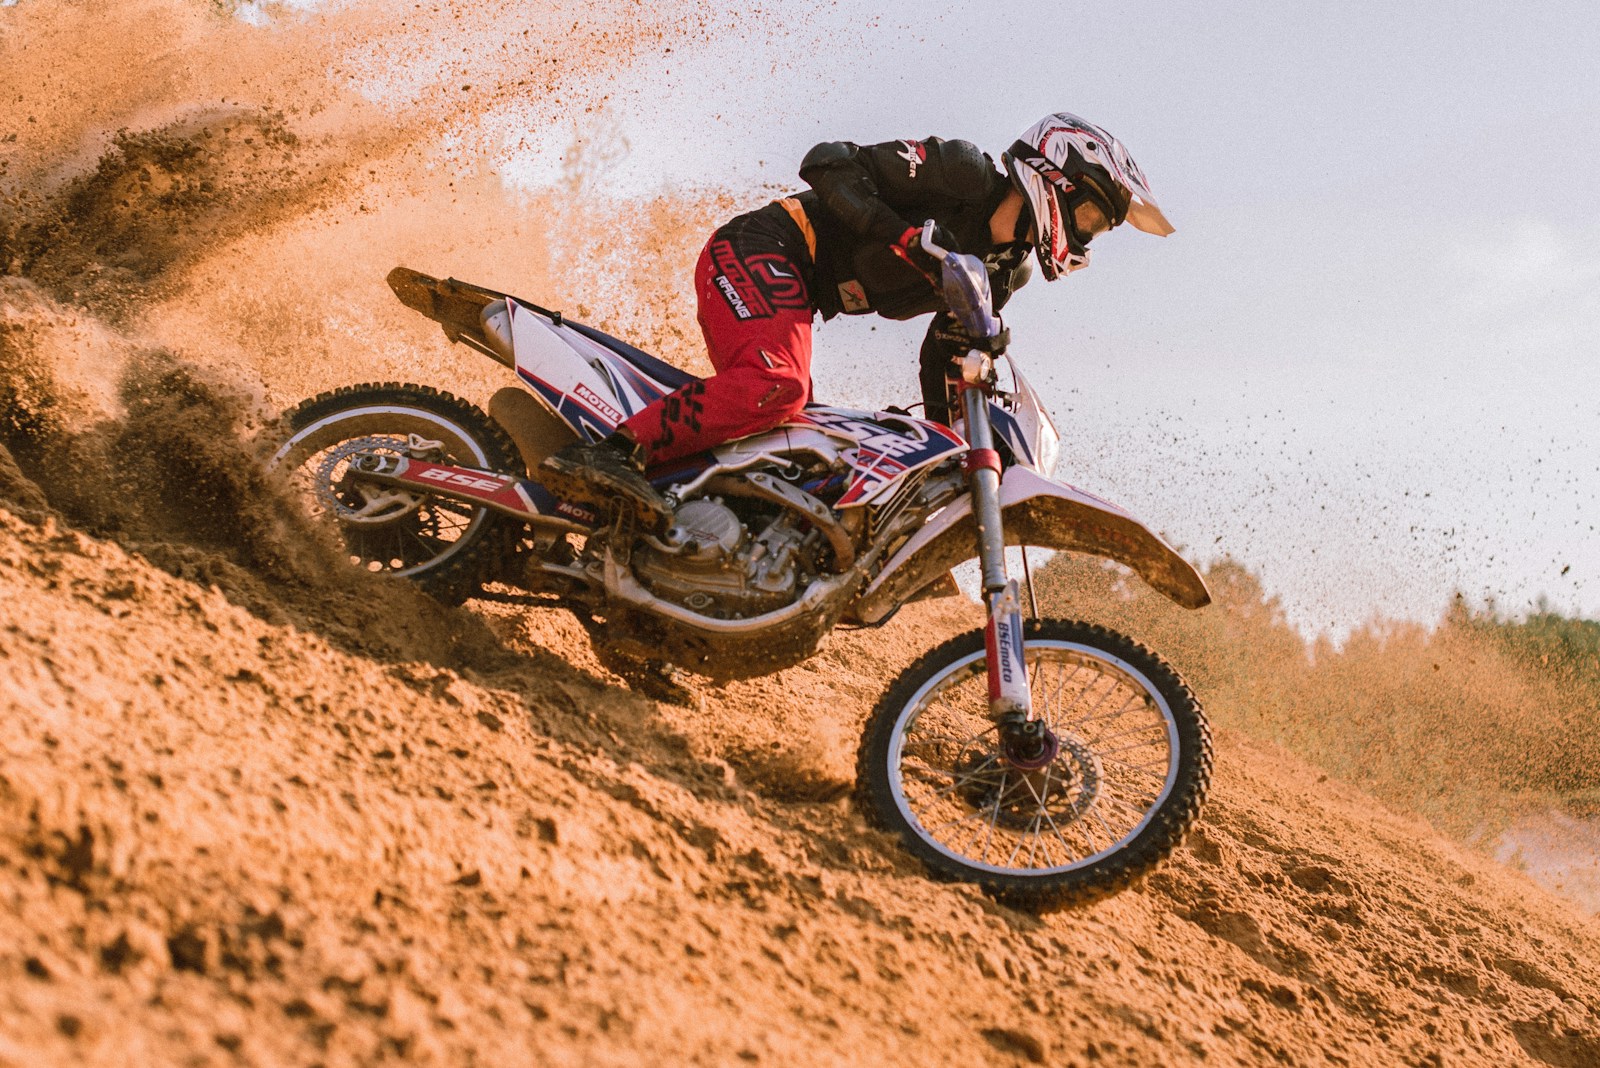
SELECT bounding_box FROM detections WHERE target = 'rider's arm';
[799,141,909,243]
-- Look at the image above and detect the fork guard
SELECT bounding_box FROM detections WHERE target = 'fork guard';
[847,467,1211,625]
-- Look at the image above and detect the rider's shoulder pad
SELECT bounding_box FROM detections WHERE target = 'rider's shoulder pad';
[800,140,857,178]
[932,138,995,200]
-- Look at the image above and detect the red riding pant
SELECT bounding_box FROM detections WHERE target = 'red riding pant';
[623,211,815,465]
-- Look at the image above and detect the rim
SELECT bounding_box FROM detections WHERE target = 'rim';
[277,405,492,579]
[887,639,1180,878]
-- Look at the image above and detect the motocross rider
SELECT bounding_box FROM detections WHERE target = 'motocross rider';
[539,112,1174,532]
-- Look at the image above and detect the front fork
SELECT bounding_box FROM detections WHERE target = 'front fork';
[959,383,1053,749]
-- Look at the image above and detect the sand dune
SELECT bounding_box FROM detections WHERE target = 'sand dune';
[3,494,1600,1066]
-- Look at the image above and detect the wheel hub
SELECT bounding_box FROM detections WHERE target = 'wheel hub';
[952,725,1104,831]
[313,435,425,524]
[999,717,1060,771]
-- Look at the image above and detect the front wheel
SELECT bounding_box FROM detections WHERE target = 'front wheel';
[856,618,1211,912]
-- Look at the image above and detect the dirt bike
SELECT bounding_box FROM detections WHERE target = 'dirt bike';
[271,225,1214,910]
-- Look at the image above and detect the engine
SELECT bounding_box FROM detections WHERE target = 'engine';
[631,496,820,619]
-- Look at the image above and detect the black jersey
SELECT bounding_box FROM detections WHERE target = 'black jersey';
[787,135,1034,423]
[794,135,1032,322]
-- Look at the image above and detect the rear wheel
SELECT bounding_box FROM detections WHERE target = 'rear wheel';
[856,618,1211,911]
[272,383,523,604]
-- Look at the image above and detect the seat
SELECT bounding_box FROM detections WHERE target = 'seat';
[564,320,702,393]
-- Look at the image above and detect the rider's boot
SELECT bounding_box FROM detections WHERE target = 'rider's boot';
[540,431,671,533]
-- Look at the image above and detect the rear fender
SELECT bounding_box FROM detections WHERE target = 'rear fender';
[387,267,517,366]
[848,467,1210,624]
[386,267,634,442]
[506,302,630,442]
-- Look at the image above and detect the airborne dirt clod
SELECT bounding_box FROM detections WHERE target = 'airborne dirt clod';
[3,2,1600,1066]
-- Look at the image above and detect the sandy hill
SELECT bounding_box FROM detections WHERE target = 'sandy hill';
[3,495,1599,1068]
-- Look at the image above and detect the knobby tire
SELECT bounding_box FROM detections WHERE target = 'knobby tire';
[277,382,524,605]
[855,617,1211,912]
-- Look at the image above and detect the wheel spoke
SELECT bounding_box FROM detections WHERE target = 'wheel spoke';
[930,758,1004,799]
[925,806,1002,835]
[1075,809,1103,851]
[1035,790,1087,864]
[1037,660,1081,728]
[1004,769,1044,867]
[1096,788,1159,822]
[275,393,518,601]
[1061,668,1102,713]
[1015,765,1058,869]
[405,525,443,559]
[1062,682,1121,730]
[1096,737,1169,758]
[1071,692,1144,730]
[904,758,1006,800]
[1101,755,1170,773]
[979,771,1007,862]
[1089,715,1168,744]
[952,803,995,856]
[903,725,997,751]
[1099,757,1169,785]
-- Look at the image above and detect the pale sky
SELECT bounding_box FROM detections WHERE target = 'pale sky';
[283,1,1600,631]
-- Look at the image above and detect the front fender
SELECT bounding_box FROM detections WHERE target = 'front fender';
[848,467,1210,624]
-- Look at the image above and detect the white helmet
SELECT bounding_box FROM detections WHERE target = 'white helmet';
[1002,112,1174,280]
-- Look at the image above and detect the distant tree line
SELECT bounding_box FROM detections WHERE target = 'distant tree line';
[1032,554,1600,839]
